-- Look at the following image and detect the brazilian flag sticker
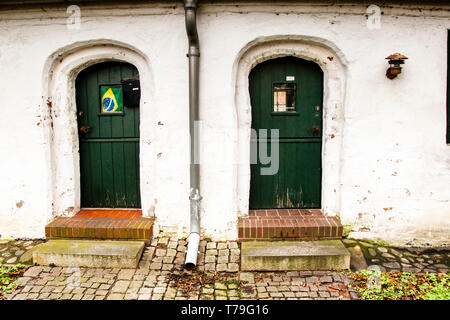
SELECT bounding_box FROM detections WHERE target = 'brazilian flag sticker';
[100,86,123,113]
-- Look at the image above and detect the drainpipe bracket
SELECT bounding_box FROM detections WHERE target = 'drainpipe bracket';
[184,0,198,9]
[189,188,202,201]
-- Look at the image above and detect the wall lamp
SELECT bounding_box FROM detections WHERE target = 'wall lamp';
[386,53,408,79]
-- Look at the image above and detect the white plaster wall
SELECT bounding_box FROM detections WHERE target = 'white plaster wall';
[0,2,449,245]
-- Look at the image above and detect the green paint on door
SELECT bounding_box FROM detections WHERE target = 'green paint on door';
[76,62,141,208]
[249,57,323,209]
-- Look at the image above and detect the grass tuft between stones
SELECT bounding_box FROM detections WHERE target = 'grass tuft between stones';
[0,263,27,299]
[346,269,450,300]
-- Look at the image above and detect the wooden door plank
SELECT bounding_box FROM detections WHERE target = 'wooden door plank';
[97,65,112,138]
[112,142,127,207]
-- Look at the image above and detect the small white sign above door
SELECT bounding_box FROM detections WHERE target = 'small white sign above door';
[286,76,295,81]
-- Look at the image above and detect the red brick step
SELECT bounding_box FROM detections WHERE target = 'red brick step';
[238,209,343,241]
[45,209,154,245]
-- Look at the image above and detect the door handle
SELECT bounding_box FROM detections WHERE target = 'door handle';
[307,126,320,135]
[80,126,91,133]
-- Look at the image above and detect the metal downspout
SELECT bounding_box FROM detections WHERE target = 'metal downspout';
[184,0,202,268]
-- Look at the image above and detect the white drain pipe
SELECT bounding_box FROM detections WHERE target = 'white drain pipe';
[184,0,202,268]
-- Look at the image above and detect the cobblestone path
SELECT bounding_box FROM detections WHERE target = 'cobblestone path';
[1,235,448,300]
[2,236,356,300]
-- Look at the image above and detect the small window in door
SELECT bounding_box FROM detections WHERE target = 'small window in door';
[273,83,296,112]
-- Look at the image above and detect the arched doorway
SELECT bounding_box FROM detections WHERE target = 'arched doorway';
[249,56,324,209]
[75,61,141,208]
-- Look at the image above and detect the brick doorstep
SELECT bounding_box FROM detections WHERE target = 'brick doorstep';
[238,209,343,241]
[45,216,154,245]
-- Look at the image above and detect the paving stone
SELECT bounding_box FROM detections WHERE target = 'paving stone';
[153,286,166,294]
[155,249,166,257]
[342,239,357,246]
[150,262,163,270]
[382,261,401,269]
[206,242,217,249]
[217,243,228,250]
[230,254,240,263]
[111,280,130,293]
[158,238,169,245]
[269,292,283,298]
[166,249,177,257]
[368,248,377,257]
[381,252,396,259]
[228,282,239,289]
[214,282,227,290]
[400,258,409,264]
[168,241,178,249]
[320,276,333,283]
[215,290,227,296]
[217,256,228,264]
[107,293,125,300]
[125,293,138,300]
[239,272,255,284]
[204,263,215,271]
[161,263,173,271]
[17,276,32,286]
[227,263,239,272]
[295,291,309,298]
[23,266,42,277]
[117,269,135,280]
[283,292,295,298]
[27,293,39,299]
[206,249,218,256]
[61,293,73,300]
[71,294,83,300]
[38,293,51,300]
[216,263,227,271]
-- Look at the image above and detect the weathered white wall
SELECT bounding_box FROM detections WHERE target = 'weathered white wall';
[0,2,449,245]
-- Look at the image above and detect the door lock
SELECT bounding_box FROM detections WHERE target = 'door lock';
[79,126,91,133]
[307,126,320,135]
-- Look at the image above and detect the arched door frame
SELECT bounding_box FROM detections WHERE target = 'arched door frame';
[233,35,349,218]
[42,40,154,218]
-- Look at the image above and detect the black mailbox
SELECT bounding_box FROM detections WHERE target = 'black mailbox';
[121,77,141,108]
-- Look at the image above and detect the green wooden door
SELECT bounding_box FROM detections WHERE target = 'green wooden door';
[76,62,141,208]
[249,57,323,209]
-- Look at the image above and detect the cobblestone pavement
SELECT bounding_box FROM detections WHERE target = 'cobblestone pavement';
[1,235,448,300]
[2,235,357,300]
[343,239,449,273]
[0,239,44,265]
